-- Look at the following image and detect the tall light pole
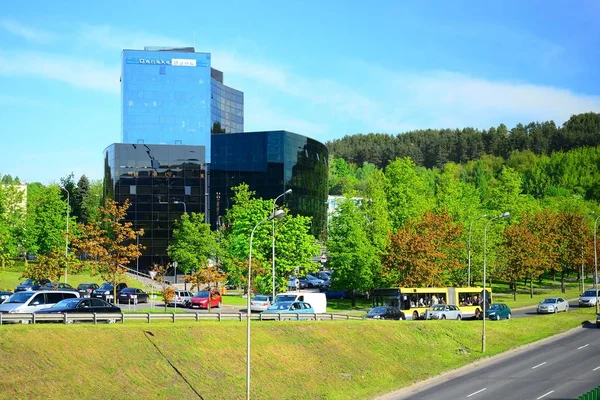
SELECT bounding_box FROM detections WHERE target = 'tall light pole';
[468,214,487,287]
[60,186,70,283]
[248,209,285,400]
[173,200,187,213]
[594,215,600,313]
[272,189,292,299]
[136,233,140,276]
[482,211,509,353]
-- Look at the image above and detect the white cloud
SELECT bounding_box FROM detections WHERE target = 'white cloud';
[0,50,119,94]
[0,19,56,43]
[244,98,329,137]
[78,23,188,51]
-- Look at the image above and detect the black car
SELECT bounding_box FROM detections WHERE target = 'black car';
[15,278,50,292]
[40,282,78,292]
[36,298,121,314]
[92,282,128,302]
[366,306,406,320]
[117,288,149,304]
[0,290,12,304]
[77,283,99,298]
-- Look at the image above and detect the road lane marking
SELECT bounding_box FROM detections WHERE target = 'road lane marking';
[577,344,589,350]
[593,366,600,371]
[466,388,487,397]
[532,362,547,369]
[536,391,554,399]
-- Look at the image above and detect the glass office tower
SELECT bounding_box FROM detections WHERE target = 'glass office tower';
[121,47,212,161]
[210,68,244,133]
[211,131,329,238]
[104,143,208,268]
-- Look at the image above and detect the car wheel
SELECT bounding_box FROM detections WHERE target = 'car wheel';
[495,314,500,321]
[441,315,446,320]
[507,313,511,320]
[474,308,481,319]
[457,315,462,321]
[412,311,419,320]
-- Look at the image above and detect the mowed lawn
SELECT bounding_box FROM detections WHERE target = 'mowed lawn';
[0,308,595,399]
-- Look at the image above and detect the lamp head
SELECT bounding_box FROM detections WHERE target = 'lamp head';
[284,189,293,194]
[269,209,286,220]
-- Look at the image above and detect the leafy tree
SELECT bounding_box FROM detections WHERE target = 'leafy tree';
[22,248,82,283]
[73,175,90,223]
[72,199,143,302]
[167,212,216,277]
[0,182,26,268]
[81,179,103,223]
[498,224,541,300]
[151,263,175,312]
[327,199,376,306]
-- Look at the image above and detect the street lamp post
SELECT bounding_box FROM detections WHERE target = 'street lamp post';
[248,209,285,400]
[468,214,487,287]
[136,234,140,276]
[594,215,600,313]
[173,200,187,213]
[482,211,509,353]
[60,187,70,283]
[272,189,292,300]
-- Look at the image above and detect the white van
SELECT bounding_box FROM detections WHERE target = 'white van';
[274,292,327,313]
[0,290,80,315]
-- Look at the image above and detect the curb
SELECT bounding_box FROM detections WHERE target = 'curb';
[372,322,592,400]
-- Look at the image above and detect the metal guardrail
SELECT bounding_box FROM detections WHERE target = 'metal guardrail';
[0,312,364,325]
[578,385,600,400]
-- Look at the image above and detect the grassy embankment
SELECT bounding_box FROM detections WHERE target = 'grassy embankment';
[0,308,595,399]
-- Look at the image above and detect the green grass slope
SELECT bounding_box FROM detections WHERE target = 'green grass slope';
[0,309,594,399]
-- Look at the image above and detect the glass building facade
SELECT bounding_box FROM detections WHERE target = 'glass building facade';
[211,131,329,238]
[104,143,208,268]
[121,47,213,161]
[210,68,244,133]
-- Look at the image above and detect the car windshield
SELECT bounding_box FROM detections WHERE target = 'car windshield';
[121,288,134,293]
[542,298,557,304]
[5,292,35,303]
[194,291,209,297]
[368,307,387,313]
[99,283,112,290]
[431,305,446,311]
[489,304,502,310]
[52,299,80,308]
[253,296,269,301]
[269,302,292,310]
[583,290,598,296]
[77,284,91,289]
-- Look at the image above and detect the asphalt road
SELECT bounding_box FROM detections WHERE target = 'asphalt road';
[391,324,600,400]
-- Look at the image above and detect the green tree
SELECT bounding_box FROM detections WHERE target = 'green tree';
[0,182,26,267]
[167,212,216,277]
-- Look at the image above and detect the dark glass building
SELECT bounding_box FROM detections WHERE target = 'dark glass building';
[103,143,208,268]
[211,131,328,237]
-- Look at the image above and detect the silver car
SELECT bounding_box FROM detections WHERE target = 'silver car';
[167,290,193,307]
[250,295,273,312]
[537,297,569,314]
[423,304,462,320]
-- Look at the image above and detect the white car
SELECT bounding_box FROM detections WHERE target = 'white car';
[537,297,569,314]
[578,290,600,307]
[250,295,273,312]
[423,304,462,320]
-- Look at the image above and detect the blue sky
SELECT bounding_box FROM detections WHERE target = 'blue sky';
[1,1,599,184]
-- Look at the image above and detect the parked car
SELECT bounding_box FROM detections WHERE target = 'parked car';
[423,304,462,320]
[36,298,121,315]
[366,306,406,320]
[316,271,331,282]
[537,297,569,314]
[322,290,347,300]
[305,275,325,288]
[117,288,149,304]
[250,295,273,312]
[596,313,600,329]
[262,301,315,316]
[168,290,193,307]
[189,290,222,309]
[77,283,99,298]
[41,282,78,292]
[0,290,12,304]
[93,282,128,302]
[0,290,79,317]
[14,278,50,292]
[485,303,511,320]
[287,278,307,290]
[578,289,600,307]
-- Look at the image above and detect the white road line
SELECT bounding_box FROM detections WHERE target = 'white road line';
[593,366,600,371]
[577,344,589,350]
[466,388,487,398]
[536,391,554,399]
[531,362,547,369]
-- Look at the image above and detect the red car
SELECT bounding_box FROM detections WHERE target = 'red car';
[189,290,222,309]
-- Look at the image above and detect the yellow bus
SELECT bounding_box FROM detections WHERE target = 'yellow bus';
[372,287,492,320]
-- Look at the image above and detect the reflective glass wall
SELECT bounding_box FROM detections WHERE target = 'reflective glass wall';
[210,131,328,238]
[121,49,212,161]
[211,69,244,133]
[104,143,207,269]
